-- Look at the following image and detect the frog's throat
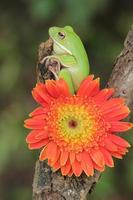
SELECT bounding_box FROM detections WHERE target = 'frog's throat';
[52,38,72,55]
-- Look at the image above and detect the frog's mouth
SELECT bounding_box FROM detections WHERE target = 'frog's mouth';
[52,38,72,55]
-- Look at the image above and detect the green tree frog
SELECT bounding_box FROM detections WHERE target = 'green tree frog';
[46,26,90,94]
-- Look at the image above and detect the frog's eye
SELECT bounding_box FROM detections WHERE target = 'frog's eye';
[58,32,65,39]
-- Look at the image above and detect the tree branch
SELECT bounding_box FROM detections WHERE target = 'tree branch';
[32,25,133,200]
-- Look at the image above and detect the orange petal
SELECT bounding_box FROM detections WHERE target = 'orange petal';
[50,148,61,165]
[93,161,105,172]
[93,88,114,104]
[85,78,100,97]
[39,146,48,161]
[117,146,128,155]
[76,152,82,162]
[26,130,40,143]
[69,151,75,164]
[104,138,118,151]
[109,134,130,147]
[81,151,94,176]
[24,118,46,129]
[108,112,129,122]
[49,143,58,162]
[46,141,57,161]
[110,122,133,132]
[100,98,125,113]
[29,107,48,117]
[61,160,71,176]
[48,159,53,166]
[111,152,123,159]
[52,160,61,171]
[28,138,49,149]
[100,148,114,167]
[72,159,82,176]
[68,169,73,177]
[90,149,105,167]
[104,106,130,121]
[35,130,49,140]
[81,161,90,176]
[78,76,99,97]
[26,130,48,143]
[60,151,69,166]
[35,83,54,103]
[77,75,94,96]
[31,115,46,120]
[32,89,48,107]
[45,80,61,98]
[101,104,123,115]
[57,79,71,96]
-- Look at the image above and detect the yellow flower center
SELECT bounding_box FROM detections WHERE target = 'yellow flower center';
[46,96,109,152]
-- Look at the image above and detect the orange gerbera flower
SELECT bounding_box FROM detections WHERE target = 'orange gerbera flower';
[24,75,132,177]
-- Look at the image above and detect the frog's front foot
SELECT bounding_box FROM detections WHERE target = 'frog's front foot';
[40,56,61,80]
[46,58,61,80]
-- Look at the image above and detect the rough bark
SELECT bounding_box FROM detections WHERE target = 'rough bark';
[32,25,133,200]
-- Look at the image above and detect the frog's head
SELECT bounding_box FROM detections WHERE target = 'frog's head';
[49,26,75,55]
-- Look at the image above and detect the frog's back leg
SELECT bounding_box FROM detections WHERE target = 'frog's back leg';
[59,69,74,94]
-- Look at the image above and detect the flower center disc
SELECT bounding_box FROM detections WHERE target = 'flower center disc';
[68,119,77,128]
[47,96,108,152]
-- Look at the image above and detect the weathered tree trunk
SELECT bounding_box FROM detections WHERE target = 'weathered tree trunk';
[32,25,133,200]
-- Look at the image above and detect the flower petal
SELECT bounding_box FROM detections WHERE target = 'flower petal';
[110,122,133,132]
[28,139,49,149]
[30,115,46,120]
[93,161,105,172]
[77,75,94,96]
[117,146,128,155]
[90,149,105,167]
[26,130,40,143]
[100,147,114,167]
[46,141,57,161]
[39,146,48,161]
[109,134,131,147]
[46,79,71,97]
[32,83,54,106]
[86,78,100,97]
[81,161,89,176]
[45,80,61,98]
[72,159,82,176]
[52,160,61,171]
[68,169,73,177]
[81,151,94,176]
[50,148,61,165]
[104,106,130,121]
[60,151,69,166]
[69,151,75,164]
[104,138,118,151]
[78,76,100,97]
[57,79,71,96]
[32,88,48,106]
[24,118,46,129]
[29,107,48,117]
[61,160,71,176]
[111,152,123,159]
[49,143,58,162]
[100,98,125,113]
[26,130,48,143]
[93,88,114,104]
[76,152,82,162]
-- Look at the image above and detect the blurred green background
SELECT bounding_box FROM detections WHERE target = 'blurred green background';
[0,0,133,199]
